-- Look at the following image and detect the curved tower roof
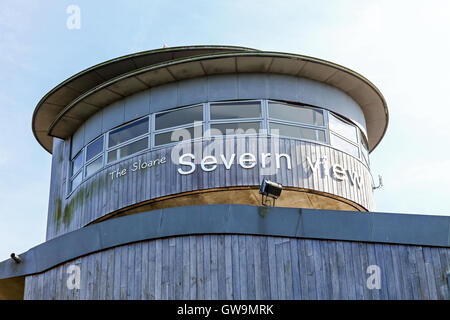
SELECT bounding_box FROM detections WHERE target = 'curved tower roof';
[32,45,388,153]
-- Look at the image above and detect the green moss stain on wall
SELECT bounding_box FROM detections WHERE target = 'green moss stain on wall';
[62,187,85,227]
[53,197,62,231]
[53,174,106,232]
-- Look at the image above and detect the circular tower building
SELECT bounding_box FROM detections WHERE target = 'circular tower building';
[4,46,407,300]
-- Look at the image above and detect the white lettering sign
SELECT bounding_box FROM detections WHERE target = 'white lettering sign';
[107,151,364,190]
[109,156,167,180]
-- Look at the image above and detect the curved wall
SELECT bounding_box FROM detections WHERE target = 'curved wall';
[47,134,375,240]
[70,73,367,157]
[24,235,450,300]
[44,71,375,241]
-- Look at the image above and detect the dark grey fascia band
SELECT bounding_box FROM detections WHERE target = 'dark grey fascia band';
[1,204,449,280]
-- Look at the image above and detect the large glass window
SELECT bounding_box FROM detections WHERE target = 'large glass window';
[107,117,150,163]
[107,137,148,163]
[68,99,370,194]
[155,105,203,130]
[328,113,358,143]
[86,136,104,162]
[85,156,103,177]
[360,130,370,167]
[330,133,360,158]
[153,105,204,147]
[209,101,262,137]
[84,136,104,178]
[108,117,149,148]
[270,122,325,142]
[268,102,324,126]
[268,102,325,144]
[210,101,261,120]
[70,171,83,192]
[70,150,83,177]
[69,149,83,193]
[210,122,260,135]
[328,112,362,159]
[155,125,203,146]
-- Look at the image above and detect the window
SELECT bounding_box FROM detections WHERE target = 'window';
[69,149,83,193]
[328,112,361,159]
[210,101,261,120]
[155,125,203,146]
[360,130,370,167]
[268,102,324,126]
[154,105,204,147]
[155,105,203,130]
[107,117,149,163]
[108,136,148,162]
[328,113,358,143]
[268,102,325,143]
[210,122,260,135]
[86,136,103,162]
[84,136,104,178]
[108,117,149,148]
[330,133,360,158]
[270,122,325,142]
[85,156,103,177]
[70,171,83,192]
[208,101,262,137]
[70,151,83,176]
[68,99,371,195]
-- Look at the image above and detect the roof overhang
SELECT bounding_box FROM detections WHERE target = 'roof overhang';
[33,47,388,153]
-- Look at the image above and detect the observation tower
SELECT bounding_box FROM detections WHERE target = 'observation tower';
[1,46,449,300]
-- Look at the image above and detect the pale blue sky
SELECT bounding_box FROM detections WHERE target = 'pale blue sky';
[1,0,450,260]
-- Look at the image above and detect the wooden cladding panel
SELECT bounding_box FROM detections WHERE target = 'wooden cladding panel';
[24,235,450,300]
[47,137,375,240]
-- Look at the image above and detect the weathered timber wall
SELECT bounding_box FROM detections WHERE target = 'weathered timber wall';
[24,235,450,300]
[47,136,374,240]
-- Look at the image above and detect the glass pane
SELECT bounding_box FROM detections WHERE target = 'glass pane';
[360,130,369,150]
[85,156,103,177]
[328,113,358,143]
[86,136,104,162]
[108,117,149,148]
[210,122,261,135]
[154,126,203,146]
[330,133,360,158]
[270,122,325,142]
[210,101,261,120]
[361,147,369,166]
[71,151,83,176]
[70,171,82,192]
[107,137,148,163]
[155,105,203,130]
[268,102,324,126]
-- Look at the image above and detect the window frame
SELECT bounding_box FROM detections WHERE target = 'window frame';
[207,100,265,138]
[106,116,150,165]
[152,104,205,148]
[68,147,84,194]
[267,100,327,144]
[327,112,362,159]
[328,112,359,145]
[359,129,370,167]
[66,99,371,196]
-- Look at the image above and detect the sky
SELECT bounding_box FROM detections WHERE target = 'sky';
[0,0,450,261]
